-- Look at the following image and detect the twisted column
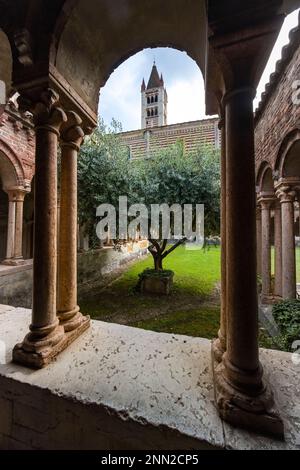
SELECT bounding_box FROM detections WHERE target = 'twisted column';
[57,111,90,333]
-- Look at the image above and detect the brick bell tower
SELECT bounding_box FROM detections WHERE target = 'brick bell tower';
[141,62,168,129]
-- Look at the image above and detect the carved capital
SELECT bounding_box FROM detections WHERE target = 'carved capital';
[258,195,275,210]
[18,88,67,135]
[60,111,85,151]
[4,187,28,203]
[276,186,297,204]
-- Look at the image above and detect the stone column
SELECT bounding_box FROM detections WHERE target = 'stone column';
[13,89,67,368]
[213,114,226,362]
[14,190,26,262]
[274,201,282,299]
[260,197,273,303]
[276,186,297,299]
[256,205,262,277]
[57,111,90,334]
[3,191,16,262]
[214,87,282,436]
[3,188,27,265]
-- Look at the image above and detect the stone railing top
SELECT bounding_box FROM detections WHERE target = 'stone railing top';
[0,307,299,449]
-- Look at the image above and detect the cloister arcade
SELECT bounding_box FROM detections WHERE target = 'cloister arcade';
[257,132,300,304]
[0,0,299,443]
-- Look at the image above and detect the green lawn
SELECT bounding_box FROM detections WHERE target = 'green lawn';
[80,244,298,344]
[80,245,221,339]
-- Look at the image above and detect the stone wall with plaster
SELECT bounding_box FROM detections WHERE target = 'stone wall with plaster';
[0,242,148,308]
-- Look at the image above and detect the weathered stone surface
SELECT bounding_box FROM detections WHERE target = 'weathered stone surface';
[0,308,223,449]
[223,348,300,450]
[0,307,299,449]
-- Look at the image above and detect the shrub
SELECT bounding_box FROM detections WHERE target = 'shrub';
[272,300,300,351]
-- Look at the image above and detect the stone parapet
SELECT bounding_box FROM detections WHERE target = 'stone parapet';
[0,308,299,450]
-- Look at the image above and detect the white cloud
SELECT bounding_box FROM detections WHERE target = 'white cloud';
[167,75,206,124]
[99,51,148,131]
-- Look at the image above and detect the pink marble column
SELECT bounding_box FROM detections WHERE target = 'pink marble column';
[13,89,67,368]
[3,188,27,265]
[213,114,226,362]
[3,191,16,263]
[259,196,274,303]
[274,201,282,299]
[276,186,297,299]
[256,205,262,278]
[14,190,26,262]
[57,111,90,333]
[214,86,282,437]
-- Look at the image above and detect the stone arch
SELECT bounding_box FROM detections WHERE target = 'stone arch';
[0,140,25,189]
[257,161,275,194]
[275,128,300,178]
[53,0,208,114]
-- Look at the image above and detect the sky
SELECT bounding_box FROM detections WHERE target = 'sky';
[99,9,300,132]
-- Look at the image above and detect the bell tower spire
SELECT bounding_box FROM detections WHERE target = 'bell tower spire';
[141,62,168,129]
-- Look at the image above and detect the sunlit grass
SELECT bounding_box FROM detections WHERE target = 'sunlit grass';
[80,246,221,339]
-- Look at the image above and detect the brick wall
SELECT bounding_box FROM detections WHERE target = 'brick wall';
[120,118,220,160]
[255,17,300,176]
[0,102,35,188]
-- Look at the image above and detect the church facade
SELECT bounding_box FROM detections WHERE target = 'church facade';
[119,63,220,159]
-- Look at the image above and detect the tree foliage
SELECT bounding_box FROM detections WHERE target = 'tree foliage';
[78,120,221,267]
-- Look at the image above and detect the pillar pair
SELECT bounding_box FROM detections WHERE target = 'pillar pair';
[13,89,90,368]
[211,85,283,437]
[258,186,298,302]
[3,188,27,265]
[276,184,298,300]
[257,196,283,303]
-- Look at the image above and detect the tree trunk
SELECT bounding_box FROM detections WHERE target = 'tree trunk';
[153,253,163,271]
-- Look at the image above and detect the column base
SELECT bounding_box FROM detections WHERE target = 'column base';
[2,258,25,266]
[13,316,90,369]
[261,294,281,305]
[212,337,225,363]
[211,346,284,439]
[58,306,89,333]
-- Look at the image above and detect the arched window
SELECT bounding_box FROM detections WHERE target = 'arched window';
[155,95,158,102]
[147,97,150,104]
[151,96,154,103]
[151,109,154,116]
[155,108,158,116]
[147,110,150,117]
